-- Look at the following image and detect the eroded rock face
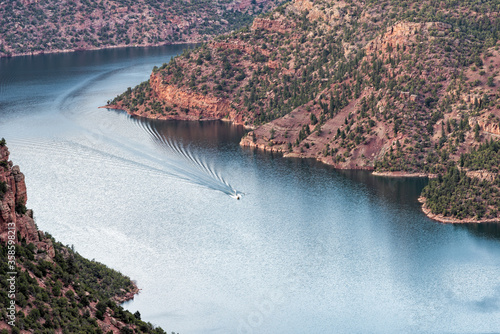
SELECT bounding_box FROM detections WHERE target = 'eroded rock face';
[11,166,27,205]
[149,73,235,121]
[469,110,500,137]
[0,145,54,258]
[479,118,500,136]
[251,18,294,34]
[365,22,452,57]
[111,72,248,126]
[482,121,500,136]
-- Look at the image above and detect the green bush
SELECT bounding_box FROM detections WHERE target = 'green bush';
[0,181,7,200]
[15,197,27,215]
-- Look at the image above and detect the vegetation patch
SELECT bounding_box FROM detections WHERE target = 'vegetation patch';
[0,237,170,333]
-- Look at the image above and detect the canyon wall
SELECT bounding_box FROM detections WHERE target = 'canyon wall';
[0,144,54,258]
[149,72,246,124]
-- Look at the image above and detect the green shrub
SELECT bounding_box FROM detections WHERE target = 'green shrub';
[0,181,7,200]
[15,197,27,215]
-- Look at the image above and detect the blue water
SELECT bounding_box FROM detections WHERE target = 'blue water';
[1,46,500,334]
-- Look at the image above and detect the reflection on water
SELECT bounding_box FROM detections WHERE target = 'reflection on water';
[333,169,427,205]
[134,117,246,150]
[457,223,500,240]
[141,119,245,197]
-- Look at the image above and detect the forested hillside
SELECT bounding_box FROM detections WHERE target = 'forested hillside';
[0,240,169,333]
[110,0,500,223]
[0,0,284,57]
[421,140,500,222]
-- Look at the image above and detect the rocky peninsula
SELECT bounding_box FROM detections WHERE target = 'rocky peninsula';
[108,0,500,224]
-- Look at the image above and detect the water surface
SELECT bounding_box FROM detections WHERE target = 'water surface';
[1,46,500,334]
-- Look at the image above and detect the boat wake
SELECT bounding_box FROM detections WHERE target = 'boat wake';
[12,130,244,200]
[40,64,245,200]
[138,120,244,199]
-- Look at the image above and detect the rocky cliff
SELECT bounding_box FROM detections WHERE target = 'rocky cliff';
[365,22,452,58]
[109,71,247,125]
[149,72,236,121]
[0,144,54,258]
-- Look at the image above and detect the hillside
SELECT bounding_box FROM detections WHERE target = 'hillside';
[420,140,500,222]
[0,0,284,57]
[0,140,169,333]
[109,0,500,223]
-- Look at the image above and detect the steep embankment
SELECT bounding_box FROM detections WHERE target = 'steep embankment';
[0,0,283,57]
[0,141,168,333]
[111,0,500,223]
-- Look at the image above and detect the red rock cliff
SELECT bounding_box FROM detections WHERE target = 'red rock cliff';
[148,72,246,125]
[251,18,295,34]
[150,73,229,118]
[0,144,54,259]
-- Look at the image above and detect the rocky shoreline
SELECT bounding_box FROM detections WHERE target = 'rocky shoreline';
[112,280,141,304]
[372,171,438,178]
[418,197,500,224]
[102,103,249,128]
[103,104,500,225]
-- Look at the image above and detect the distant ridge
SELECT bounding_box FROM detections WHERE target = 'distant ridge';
[0,0,285,57]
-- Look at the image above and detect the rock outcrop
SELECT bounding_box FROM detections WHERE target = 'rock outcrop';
[251,18,295,34]
[365,21,452,58]
[212,41,270,56]
[150,73,233,119]
[0,144,54,258]
[108,71,249,126]
[465,169,497,182]
[478,117,500,137]
[482,120,500,136]
[292,0,352,26]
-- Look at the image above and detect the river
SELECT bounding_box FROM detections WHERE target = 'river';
[1,45,500,333]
